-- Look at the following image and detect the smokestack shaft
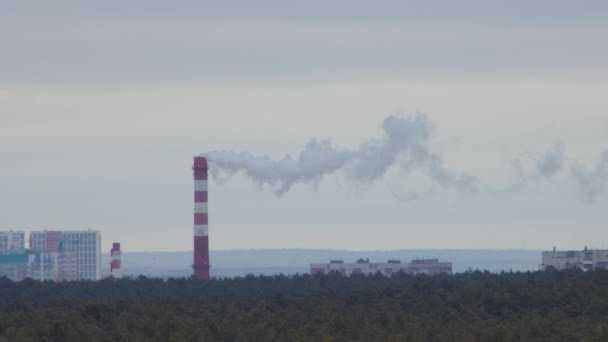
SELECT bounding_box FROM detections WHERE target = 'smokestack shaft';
[110,242,122,279]
[193,156,210,279]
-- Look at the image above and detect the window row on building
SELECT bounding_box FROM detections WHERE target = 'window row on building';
[0,230,101,281]
[540,247,608,271]
[311,258,453,276]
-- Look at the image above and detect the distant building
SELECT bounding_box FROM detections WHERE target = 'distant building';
[540,247,608,271]
[0,252,30,281]
[0,251,57,281]
[0,230,99,281]
[0,230,25,254]
[28,252,57,281]
[30,230,101,280]
[311,258,452,276]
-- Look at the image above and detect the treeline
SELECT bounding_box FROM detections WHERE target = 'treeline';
[0,270,607,341]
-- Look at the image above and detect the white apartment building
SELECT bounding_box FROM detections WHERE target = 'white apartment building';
[30,230,101,280]
[0,230,25,254]
[541,247,608,271]
[0,251,58,281]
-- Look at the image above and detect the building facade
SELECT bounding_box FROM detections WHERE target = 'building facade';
[0,251,58,281]
[541,247,608,271]
[30,230,101,280]
[0,252,30,281]
[0,230,25,254]
[311,258,452,276]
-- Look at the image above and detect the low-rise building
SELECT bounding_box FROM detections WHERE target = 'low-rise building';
[311,258,452,276]
[540,247,608,271]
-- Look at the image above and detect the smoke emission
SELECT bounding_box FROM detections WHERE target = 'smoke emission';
[534,143,565,178]
[202,114,477,196]
[572,149,608,203]
[510,142,565,186]
[509,143,608,203]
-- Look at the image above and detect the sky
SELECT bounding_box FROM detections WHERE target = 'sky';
[1,1,607,251]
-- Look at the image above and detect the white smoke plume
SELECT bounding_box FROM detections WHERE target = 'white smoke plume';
[201,114,478,196]
[571,149,608,203]
[508,143,608,203]
[510,142,565,186]
[534,142,565,178]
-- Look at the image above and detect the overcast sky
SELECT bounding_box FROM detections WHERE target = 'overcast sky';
[1,1,607,251]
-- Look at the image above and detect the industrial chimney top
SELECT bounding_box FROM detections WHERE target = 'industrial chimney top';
[193,156,208,169]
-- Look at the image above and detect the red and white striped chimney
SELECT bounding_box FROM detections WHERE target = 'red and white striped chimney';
[193,156,210,280]
[110,242,121,279]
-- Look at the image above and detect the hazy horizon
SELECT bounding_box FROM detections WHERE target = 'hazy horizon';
[2,1,607,251]
[99,248,544,278]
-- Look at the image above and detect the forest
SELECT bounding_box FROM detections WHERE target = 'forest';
[1,269,608,341]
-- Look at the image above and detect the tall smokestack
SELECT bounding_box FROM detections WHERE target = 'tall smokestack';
[110,242,122,279]
[193,156,210,280]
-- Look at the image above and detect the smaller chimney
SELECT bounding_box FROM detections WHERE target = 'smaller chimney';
[110,242,122,279]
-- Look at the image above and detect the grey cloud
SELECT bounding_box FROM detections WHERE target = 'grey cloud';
[2,1,608,85]
[3,1,607,26]
[203,114,477,196]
